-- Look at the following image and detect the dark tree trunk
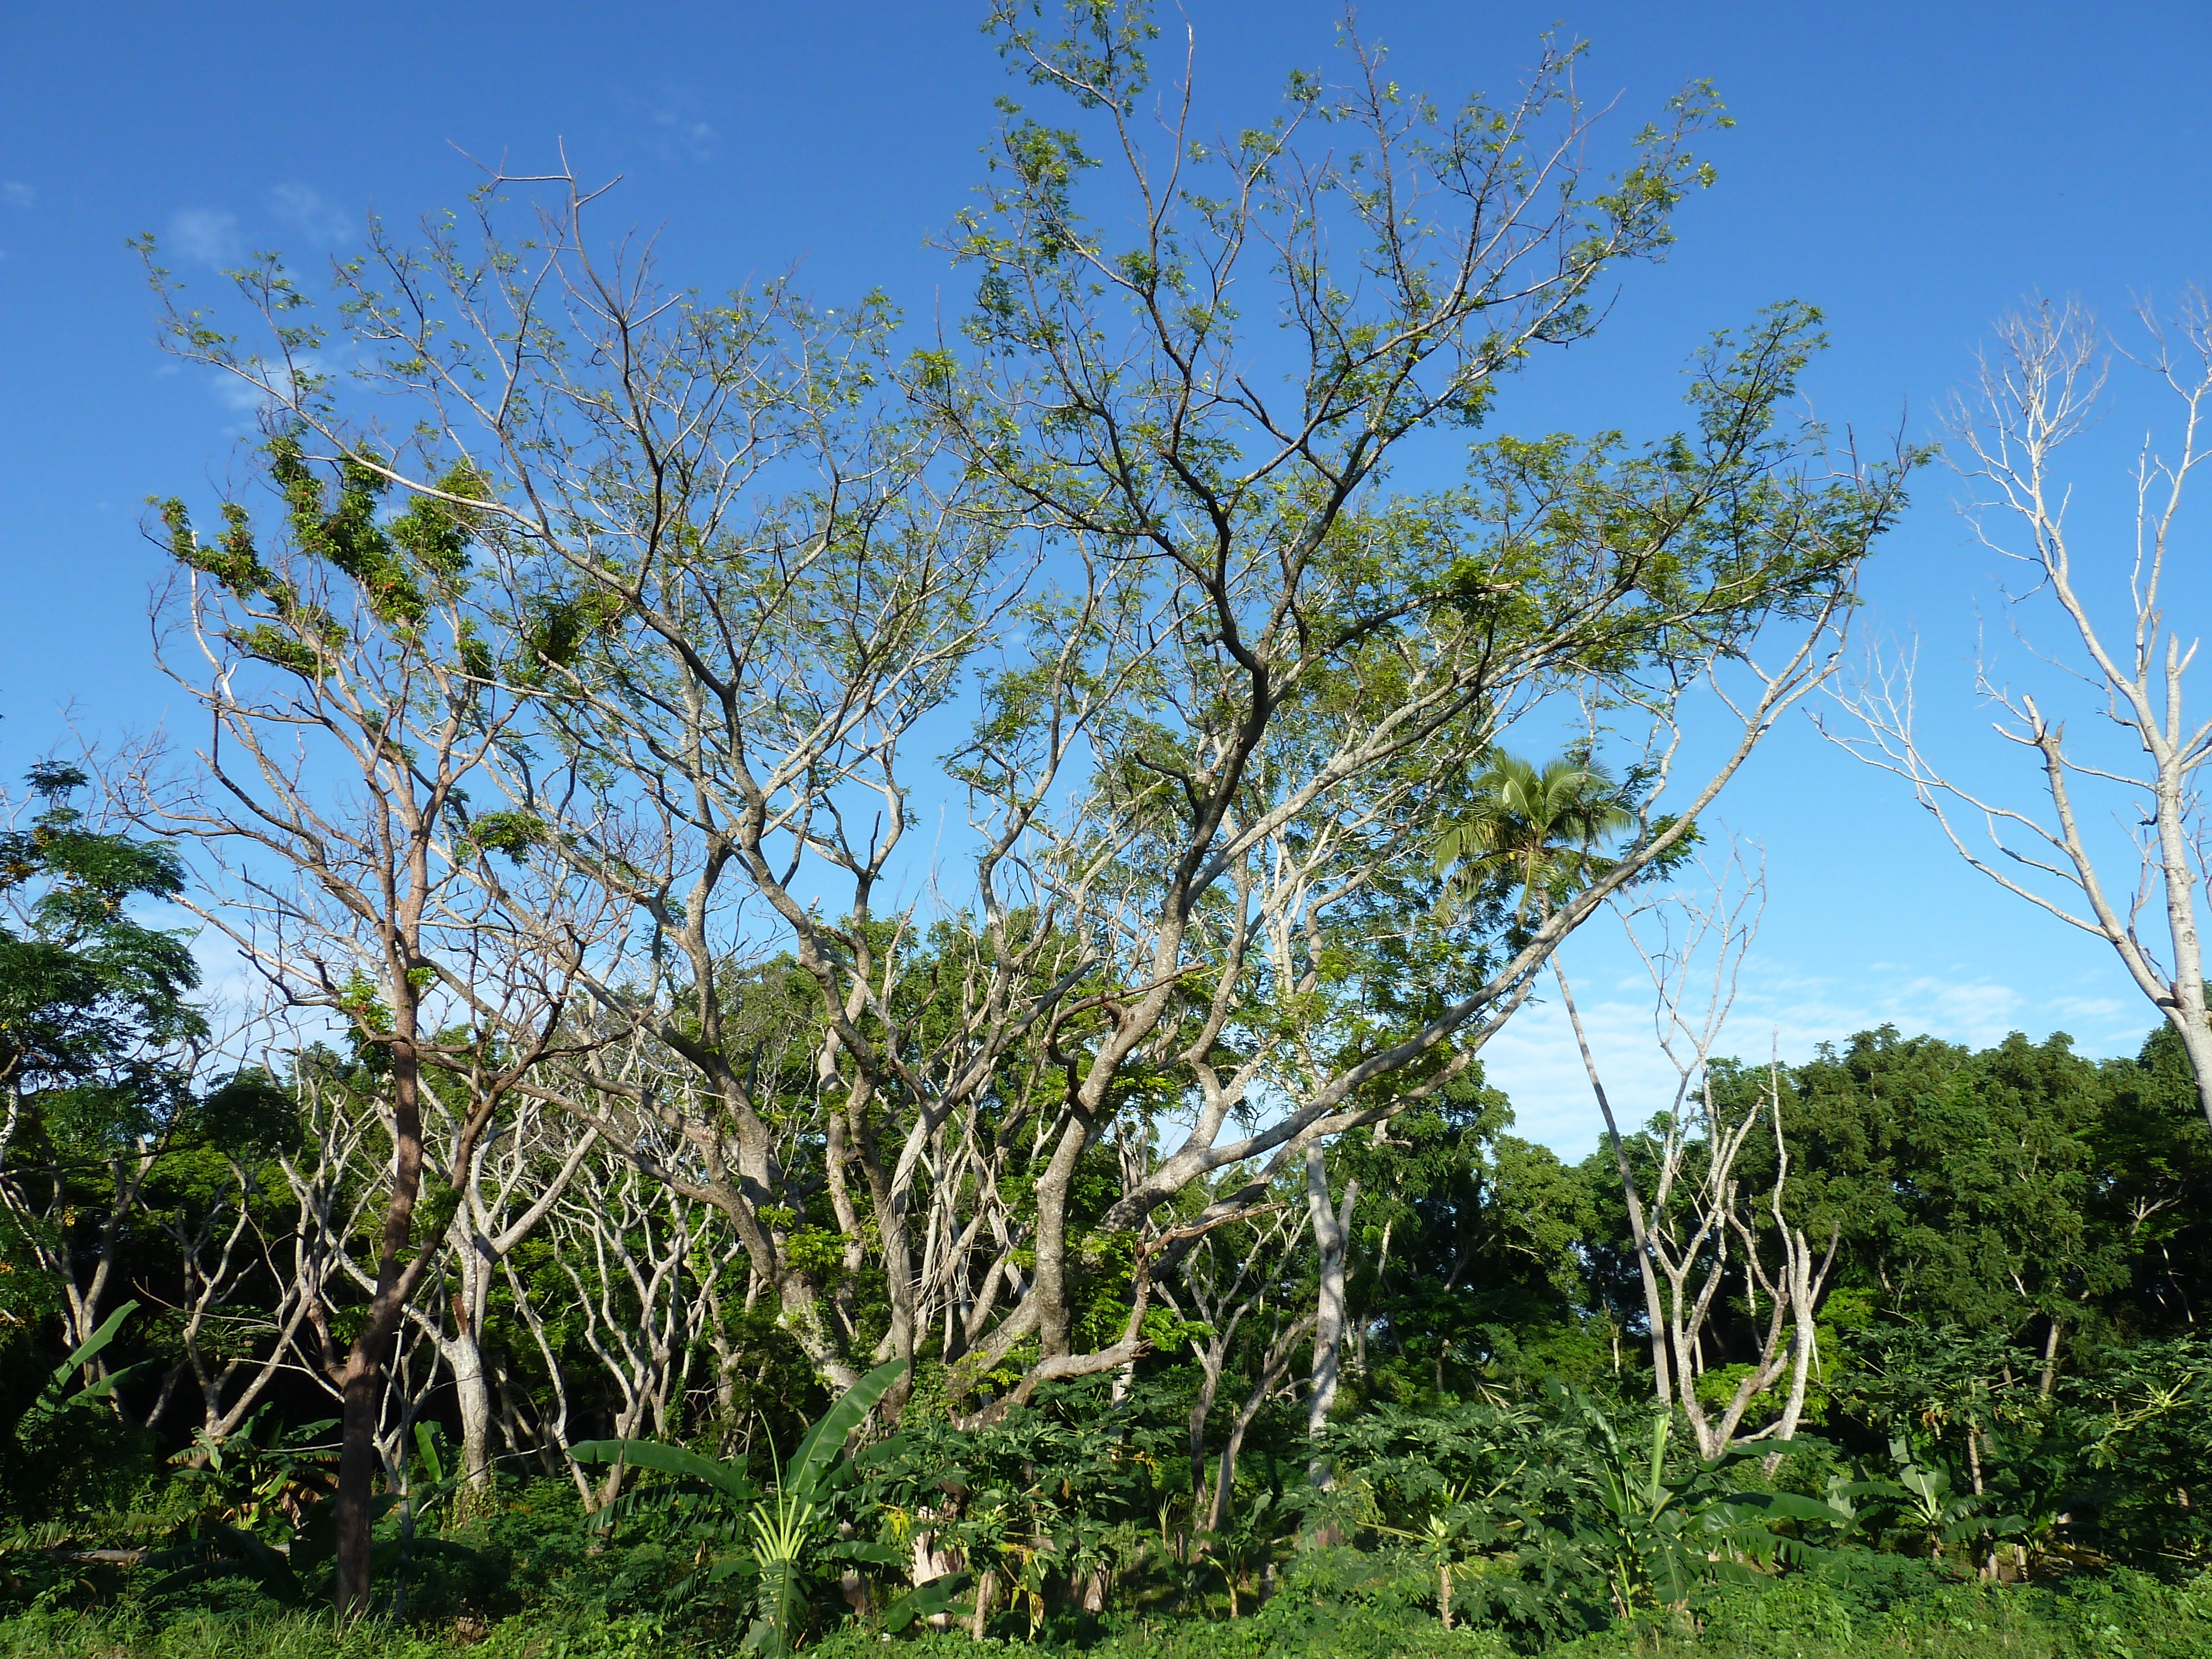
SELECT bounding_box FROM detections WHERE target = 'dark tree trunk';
[333,1354,383,1611]
[332,1018,427,1615]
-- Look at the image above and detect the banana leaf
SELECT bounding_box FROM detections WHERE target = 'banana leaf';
[785,1359,906,1506]
[882,1572,973,1633]
[20,1300,142,1437]
[570,1437,760,1506]
[142,1520,298,1601]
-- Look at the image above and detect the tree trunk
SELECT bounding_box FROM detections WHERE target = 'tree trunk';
[1212,1313,1314,1533]
[1303,1148,1357,1489]
[334,1347,384,1613]
[1032,1117,1090,1361]
[1558,963,1673,1408]
[1188,1335,1228,1519]
[969,1568,996,1640]
[1772,1228,1838,1446]
[333,1022,428,1615]
[451,1322,495,1512]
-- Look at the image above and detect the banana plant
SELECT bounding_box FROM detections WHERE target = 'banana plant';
[1584,1409,1704,1614]
[8,1300,185,1596]
[166,1407,338,1535]
[384,1422,477,1618]
[577,1358,922,1656]
[1855,1438,2026,1566]
[1577,1402,1838,1615]
[1191,1491,1285,1619]
[148,1419,477,1608]
[16,1299,145,1441]
[1369,1480,1479,1630]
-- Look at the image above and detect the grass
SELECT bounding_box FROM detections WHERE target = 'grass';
[6,1569,2211,1658]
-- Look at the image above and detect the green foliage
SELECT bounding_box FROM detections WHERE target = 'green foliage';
[455,812,547,864]
[1842,1439,2026,1563]
[575,1359,909,1653]
[1743,1025,2130,1339]
[159,433,488,687]
[1,1301,161,1532]
[20,1566,2212,1657]
[855,1375,1175,1637]
[18,1300,143,1436]
[0,767,204,1152]
[1312,1390,1846,1643]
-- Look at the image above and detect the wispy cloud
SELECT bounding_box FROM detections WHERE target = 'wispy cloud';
[206,352,335,437]
[268,182,353,246]
[168,207,243,267]
[1479,993,1683,1160]
[1479,950,2148,1160]
[630,86,717,163]
[2,182,32,209]
[2047,993,2128,1025]
[209,354,327,418]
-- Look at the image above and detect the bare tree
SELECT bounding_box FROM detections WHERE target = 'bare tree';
[1559,849,1835,1457]
[141,1051,325,1445]
[1209,1310,1318,1535]
[1830,294,2212,1126]
[901,6,1901,1414]
[1154,1194,1302,1530]
[0,1077,199,1399]
[404,1085,601,1511]
[554,1147,732,1504]
[116,431,619,1610]
[497,1235,597,1503]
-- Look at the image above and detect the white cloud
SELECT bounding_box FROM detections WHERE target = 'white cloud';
[2046,993,2128,1025]
[1478,994,1680,1160]
[268,182,353,245]
[169,207,243,267]
[658,111,714,158]
[207,352,333,430]
[212,368,280,414]
[2,182,32,209]
[634,86,716,163]
[1478,945,2156,1161]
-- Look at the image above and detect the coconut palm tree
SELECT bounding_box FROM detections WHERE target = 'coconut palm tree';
[1431,752,1634,925]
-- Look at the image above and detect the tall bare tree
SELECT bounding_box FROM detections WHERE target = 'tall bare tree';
[1302,1149,1358,1485]
[1830,294,2212,1126]
[116,430,619,1611]
[550,1150,734,1504]
[1559,848,1834,1456]
[898,4,1903,1411]
[139,1048,324,1444]
[1154,1193,1302,1529]
[404,1083,601,1511]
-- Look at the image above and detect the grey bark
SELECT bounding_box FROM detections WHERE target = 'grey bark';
[1303,1148,1358,1486]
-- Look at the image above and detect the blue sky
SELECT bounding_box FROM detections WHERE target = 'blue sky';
[4,0,2209,1154]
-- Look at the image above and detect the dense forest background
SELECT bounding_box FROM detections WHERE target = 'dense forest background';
[8,3,2212,1656]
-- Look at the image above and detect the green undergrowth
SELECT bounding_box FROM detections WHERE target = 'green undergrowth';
[8,1569,2212,1659]
[0,1604,674,1659]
